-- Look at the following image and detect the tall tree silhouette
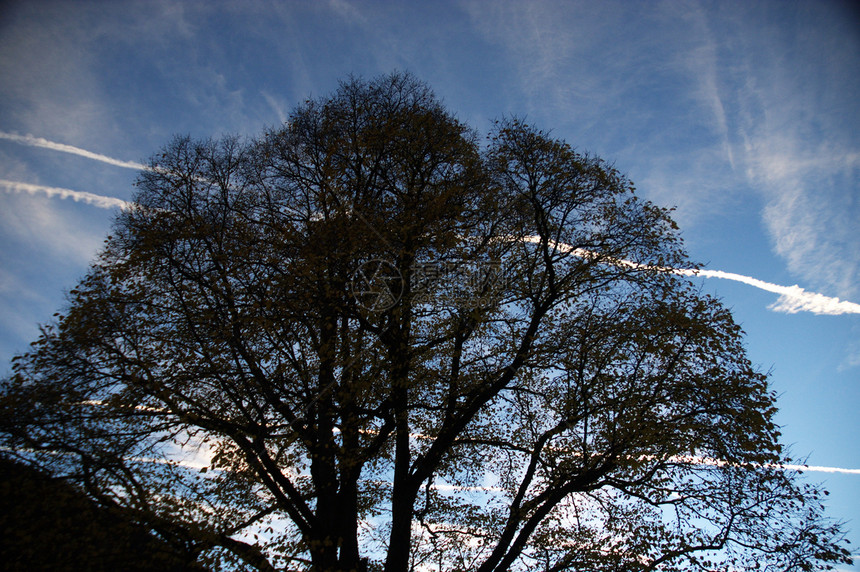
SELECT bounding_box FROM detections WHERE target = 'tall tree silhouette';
[1,73,851,572]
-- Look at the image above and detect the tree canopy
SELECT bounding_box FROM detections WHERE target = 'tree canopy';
[0,72,852,572]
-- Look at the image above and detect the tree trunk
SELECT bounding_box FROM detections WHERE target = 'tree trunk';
[384,287,415,572]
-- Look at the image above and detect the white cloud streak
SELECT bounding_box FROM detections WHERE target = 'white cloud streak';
[525,236,860,316]
[0,131,146,170]
[676,268,860,316]
[668,454,860,476]
[777,464,860,476]
[0,179,130,210]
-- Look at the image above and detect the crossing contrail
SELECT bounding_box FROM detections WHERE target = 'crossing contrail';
[5,131,859,316]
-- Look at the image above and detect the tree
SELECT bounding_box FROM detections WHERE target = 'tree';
[0,72,852,572]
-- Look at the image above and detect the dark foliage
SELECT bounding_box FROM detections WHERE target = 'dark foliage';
[0,458,204,571]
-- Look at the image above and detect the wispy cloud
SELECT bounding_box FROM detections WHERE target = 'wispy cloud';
[838,336,860,373]
[261,91,289,125]
[747,142,860,302]
[702,3,860,302]
[0,131,146,170]
[0,179,130,210]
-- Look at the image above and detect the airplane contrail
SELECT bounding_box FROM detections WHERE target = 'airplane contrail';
[5,131,859,316]
[663,454,860,475]
[523,236,860,316]
[777,463,860,475]
[0,131,147,170]
[674,268,860,315]
[0,179,131,210]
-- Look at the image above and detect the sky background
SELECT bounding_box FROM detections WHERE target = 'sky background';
[0,0,857,565]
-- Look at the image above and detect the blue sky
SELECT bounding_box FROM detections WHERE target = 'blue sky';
[0,0,858,563]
